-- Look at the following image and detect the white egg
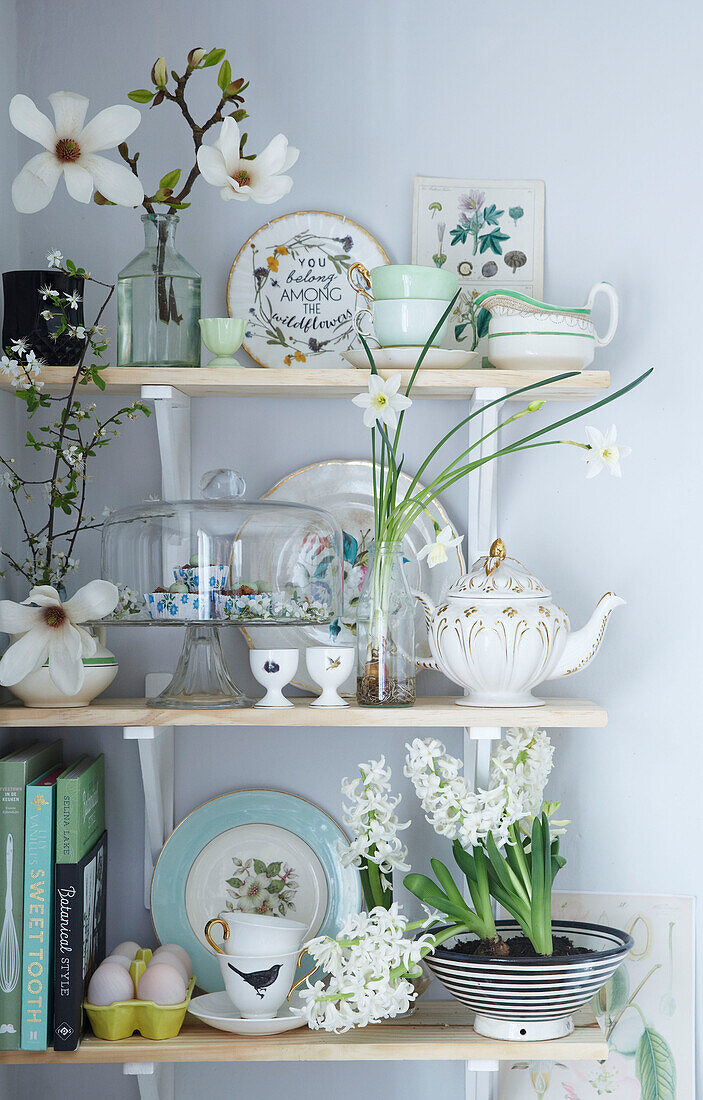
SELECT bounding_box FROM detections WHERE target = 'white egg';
[107,953,132,971]
[87,961,135,1006]
[137,963,187,1006]
[148,950,188,983]
[110,940,141,960]
[152,944,192,978]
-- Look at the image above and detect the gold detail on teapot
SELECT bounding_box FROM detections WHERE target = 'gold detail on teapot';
[485,537,506,576]
[503,606,518,617]
[539,606,551,616]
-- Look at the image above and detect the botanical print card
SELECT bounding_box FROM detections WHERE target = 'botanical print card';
[412,177,544,356]
[498,892,695,1099]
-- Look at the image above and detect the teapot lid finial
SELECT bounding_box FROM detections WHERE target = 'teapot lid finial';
[485,537,506,576]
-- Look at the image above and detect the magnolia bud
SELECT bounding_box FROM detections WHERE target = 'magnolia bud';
[187,47,207,67]
[151,57,167,87]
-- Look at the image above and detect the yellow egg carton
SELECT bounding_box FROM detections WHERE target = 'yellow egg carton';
[84,948,196,1041]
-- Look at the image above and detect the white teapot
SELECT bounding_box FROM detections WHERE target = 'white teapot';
[414,538,623,707]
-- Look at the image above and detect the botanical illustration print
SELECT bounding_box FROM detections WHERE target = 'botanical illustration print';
[412,177,544,356]
[498,893,694,1099]
[340,529,370,633]
[244,231,356,359]
[221,856,300,917]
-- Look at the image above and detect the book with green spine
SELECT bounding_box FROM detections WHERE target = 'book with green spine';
[55,756,105,865]
[20,764,64,1051]
[0,741,62,1051]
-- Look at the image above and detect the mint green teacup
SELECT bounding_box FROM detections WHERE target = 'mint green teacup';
[349,263,458,302]
[199,317,246,367]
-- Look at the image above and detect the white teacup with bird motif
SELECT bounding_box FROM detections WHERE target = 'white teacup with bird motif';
[205,913,307,957]
[217,949,302,1019]
[305,646,355,707]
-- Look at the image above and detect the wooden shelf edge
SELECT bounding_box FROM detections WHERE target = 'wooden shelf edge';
[0,1003,608,1064]
[0,696,607,728]
[0,365,611,401]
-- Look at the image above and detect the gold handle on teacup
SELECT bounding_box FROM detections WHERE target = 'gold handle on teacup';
[348,262,374,302]
[287,948,321,1001]
[205,917,230,955]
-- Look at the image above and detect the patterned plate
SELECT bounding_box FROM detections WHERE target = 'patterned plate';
[227,210,389,368]
[242,460,465,694]
[151,789,361,993]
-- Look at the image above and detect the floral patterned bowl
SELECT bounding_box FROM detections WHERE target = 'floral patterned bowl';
[214,591,330,623]
[173,565,230,593]
[144,591,208,620]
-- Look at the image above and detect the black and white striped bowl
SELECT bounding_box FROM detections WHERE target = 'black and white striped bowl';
[422,920,632,1042]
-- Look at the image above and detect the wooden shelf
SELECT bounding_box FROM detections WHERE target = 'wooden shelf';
[0,696,606,728]
[0,1001,607,1064]
[0,365,610,401]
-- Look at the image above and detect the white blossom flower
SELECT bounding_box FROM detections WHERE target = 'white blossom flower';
[584,425,631,479]
[416,524,463,568]
[10,91,144,212]
[67,324,87,339]
[0,355,20,381]
[40,309,54,320]
[404,729,553,849]
[39,284,59,300]
[296,904,432,1033]
[0,580,118,695]
[351,373,412,430]
[10,337,28,354]
[197,116,298,204]
[62,444,83,469]
[46,248,63,268]
[64,290,82,310]
[340,756,410,892]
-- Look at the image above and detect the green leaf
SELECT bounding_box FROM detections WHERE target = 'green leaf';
[253,858,267,875]
[202,47,226,67]
[449,224,470,246]
[478,228,510,255]
[482,203,504,226]
[159,169,182,190]
[430,858,468,909]
[477,308,491,338]
[636,1026,676,1100]
[167,202,191,210]
[226,877,243,888]
[403,873,469,921]
[266,862,282,876]
[128,89,155,103]
[267,880,284,894]
[217,59,232,91]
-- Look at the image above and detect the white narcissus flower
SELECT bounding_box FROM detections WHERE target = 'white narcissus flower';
[0,580,118,695]
[197,117,298,204]
[416,524,463,568]
[10,91,144,213]
[584,425,631,479]
[351,373,412,430]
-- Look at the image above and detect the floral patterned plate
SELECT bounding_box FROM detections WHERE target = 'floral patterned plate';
[227,210,389,368]
[151,789,361,994]
[242,460,465,694]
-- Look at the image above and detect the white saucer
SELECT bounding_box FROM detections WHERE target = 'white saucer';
[188,992,307,1035]
[341,347,479,370]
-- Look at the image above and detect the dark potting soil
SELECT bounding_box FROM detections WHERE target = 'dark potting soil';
[448,935,594,959]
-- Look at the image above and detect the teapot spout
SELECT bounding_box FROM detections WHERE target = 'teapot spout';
[547,592,625,680]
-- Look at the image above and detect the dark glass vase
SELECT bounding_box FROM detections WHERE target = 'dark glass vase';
[2,270,86,365]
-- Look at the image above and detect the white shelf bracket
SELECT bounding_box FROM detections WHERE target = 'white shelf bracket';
[140,385,191,500]
[123,1062,174,1100]
[124,673,175,908]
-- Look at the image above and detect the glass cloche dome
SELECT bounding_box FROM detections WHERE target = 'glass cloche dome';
[98,469,343,709]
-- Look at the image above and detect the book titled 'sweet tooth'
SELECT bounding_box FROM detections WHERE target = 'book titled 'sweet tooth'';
[52,830,107,1051]
[55,754,105,865]
[20,764,65,1051]
[0,741,62,1051]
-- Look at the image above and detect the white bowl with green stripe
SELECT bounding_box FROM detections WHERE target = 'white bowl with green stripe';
[8,638,118,708]
[475,282,618,371]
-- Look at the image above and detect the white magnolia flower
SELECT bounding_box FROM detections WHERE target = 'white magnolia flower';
[296,904,432,1033]
[404,729,553,849]
[340,756,410,891]
[351,373,412,430]
[197,116,298,204]
[10,91,144,213]
[584,425,631,479]
[0,580,118,695]
[416,524,463,568]
[46,248,63,268]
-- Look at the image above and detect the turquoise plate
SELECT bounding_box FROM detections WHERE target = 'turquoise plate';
[151,788,361,993]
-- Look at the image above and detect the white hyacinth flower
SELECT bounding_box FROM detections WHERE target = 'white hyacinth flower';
[351,373,412,430]
[10,91,144,212]
[0,580,118,695]
[416,524,463,568]
[584,425,631,479]
[197,116,298,204]
[340,756,410,891]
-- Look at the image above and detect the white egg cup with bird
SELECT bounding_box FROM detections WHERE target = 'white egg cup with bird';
[305,646,355,707]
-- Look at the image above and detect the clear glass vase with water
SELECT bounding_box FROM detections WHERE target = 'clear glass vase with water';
[117,213,201,368]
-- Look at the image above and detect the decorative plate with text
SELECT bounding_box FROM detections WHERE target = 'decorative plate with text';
[227,210,389,368]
